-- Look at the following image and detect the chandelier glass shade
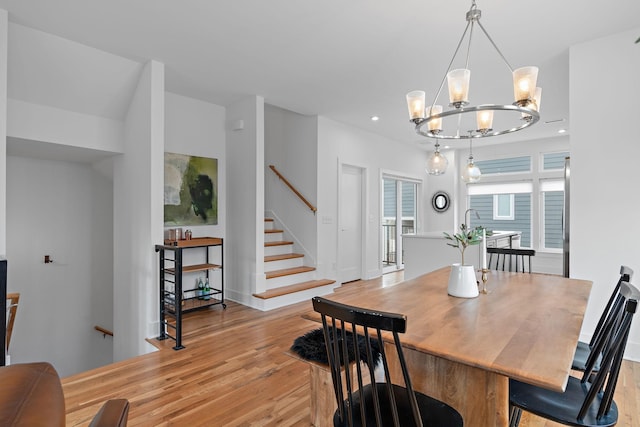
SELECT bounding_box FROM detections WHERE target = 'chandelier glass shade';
[461,159,482,183]
[406,1,541,141]
[426,142,448,175]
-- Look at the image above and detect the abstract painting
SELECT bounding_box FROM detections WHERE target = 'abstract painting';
[164,152,218,225]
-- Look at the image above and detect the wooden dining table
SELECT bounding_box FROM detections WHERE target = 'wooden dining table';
[319,266,592,426]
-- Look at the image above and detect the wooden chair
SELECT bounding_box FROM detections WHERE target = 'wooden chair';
[487,248,535,273]
[312,296,463,427]
[5,292,19,353]
[509,281,639,427]
[572,266,632,372]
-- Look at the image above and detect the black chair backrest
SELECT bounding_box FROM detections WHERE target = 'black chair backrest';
[578,281,638,420]
[588,265,633,348]
[487,247,535,273]
[311,296,421,427]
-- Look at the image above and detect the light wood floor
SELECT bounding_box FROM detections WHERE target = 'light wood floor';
[62,272,640,426]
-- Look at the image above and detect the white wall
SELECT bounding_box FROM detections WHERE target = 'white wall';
[571,27,640,360]
[424,148,458,233]
[225,96,265,303]
[6,155,113,376]
[165,92,226,240]
[265,104,318,263]
[7,99,124,153]
[113,60,164,362]
[317,117,429,281]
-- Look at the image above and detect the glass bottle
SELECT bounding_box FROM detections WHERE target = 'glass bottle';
[197,277,204,300]
[204,277,211,300]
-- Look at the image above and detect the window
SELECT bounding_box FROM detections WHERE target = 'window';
[468,183,532,247]
[542,152,570,171]
[382,176,418,271]
[466,152,566,252]
[475,156,531,174]
[493,194,514,220]
[540,180,564,251]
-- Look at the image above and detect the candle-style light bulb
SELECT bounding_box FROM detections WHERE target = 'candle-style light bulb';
[447,69,470,108]
[406,91,426,121]
[476,110,494,134]
[513,66,539,106]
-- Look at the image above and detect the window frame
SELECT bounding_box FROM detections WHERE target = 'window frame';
[493,194,515,220]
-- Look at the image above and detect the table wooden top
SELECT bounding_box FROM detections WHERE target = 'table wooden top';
[324,266,592,392]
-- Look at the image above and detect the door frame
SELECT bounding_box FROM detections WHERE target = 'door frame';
[337,161,367,284]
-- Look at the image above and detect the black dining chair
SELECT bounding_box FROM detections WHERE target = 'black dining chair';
[572,265,633,372]
[509,281,639,427]
[487,248,536,273]
[311,296,463,427]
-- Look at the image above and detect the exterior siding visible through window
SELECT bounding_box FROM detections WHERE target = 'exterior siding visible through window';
[383,179,396,218]
[470,194,531,247]
[544,191,564,249]
[543,152,570,170]
[401,181,416,218]
[475,156,531,174]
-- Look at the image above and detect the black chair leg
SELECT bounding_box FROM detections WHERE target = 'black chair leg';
[509,405,522,427]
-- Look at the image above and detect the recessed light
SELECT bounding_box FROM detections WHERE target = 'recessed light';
[558,129,567,134]
[370,116,380,121]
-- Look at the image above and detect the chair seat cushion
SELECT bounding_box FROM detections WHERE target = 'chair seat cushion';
[572,340,601,371]
[510,376,618,427]
[333,383,463,427]
[0,362,65,427]
[291,327,381,368]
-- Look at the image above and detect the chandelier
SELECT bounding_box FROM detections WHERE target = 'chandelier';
[406,0,541,144]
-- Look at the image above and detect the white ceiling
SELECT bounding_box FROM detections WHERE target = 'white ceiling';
[1,0,639,151]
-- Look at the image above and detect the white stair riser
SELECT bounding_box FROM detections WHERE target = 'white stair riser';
[264,244,293,257]
[264,257,304,271]
[264,220,275,231]
[264,232,283,243]
[266,271,316,288]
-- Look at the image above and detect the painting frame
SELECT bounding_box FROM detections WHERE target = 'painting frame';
[164,152,218,226]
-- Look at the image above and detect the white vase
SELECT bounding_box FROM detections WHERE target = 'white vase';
[447,263,479,298]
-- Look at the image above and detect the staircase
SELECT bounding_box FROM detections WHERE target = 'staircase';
[252,218,336,310]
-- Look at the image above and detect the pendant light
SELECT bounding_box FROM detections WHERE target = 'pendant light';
[461,134,481,183]
[426,141,449,175]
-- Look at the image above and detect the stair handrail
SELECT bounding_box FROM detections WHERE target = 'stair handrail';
[269,165,317,213]
[94,325,114,337]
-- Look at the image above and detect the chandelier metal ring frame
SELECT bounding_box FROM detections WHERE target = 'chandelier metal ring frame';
[407,0,542,141]
[414,104,539,140]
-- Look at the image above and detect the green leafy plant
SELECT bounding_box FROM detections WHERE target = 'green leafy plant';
[443,224,485,265]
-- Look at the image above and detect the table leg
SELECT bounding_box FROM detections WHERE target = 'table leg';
[390,345,510,426]
[309,364,336,427]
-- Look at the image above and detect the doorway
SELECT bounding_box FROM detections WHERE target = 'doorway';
[382,176,418,273]
[338,164,364,283]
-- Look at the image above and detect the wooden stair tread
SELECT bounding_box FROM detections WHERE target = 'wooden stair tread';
[253,279,336,300]
[266,266,315,279]
[264,218,274,222]
[264,253,304,262]
[265,240,293,247]
[265,229,283,234]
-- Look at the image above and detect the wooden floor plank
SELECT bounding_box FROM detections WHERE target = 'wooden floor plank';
[62,271,640,427]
